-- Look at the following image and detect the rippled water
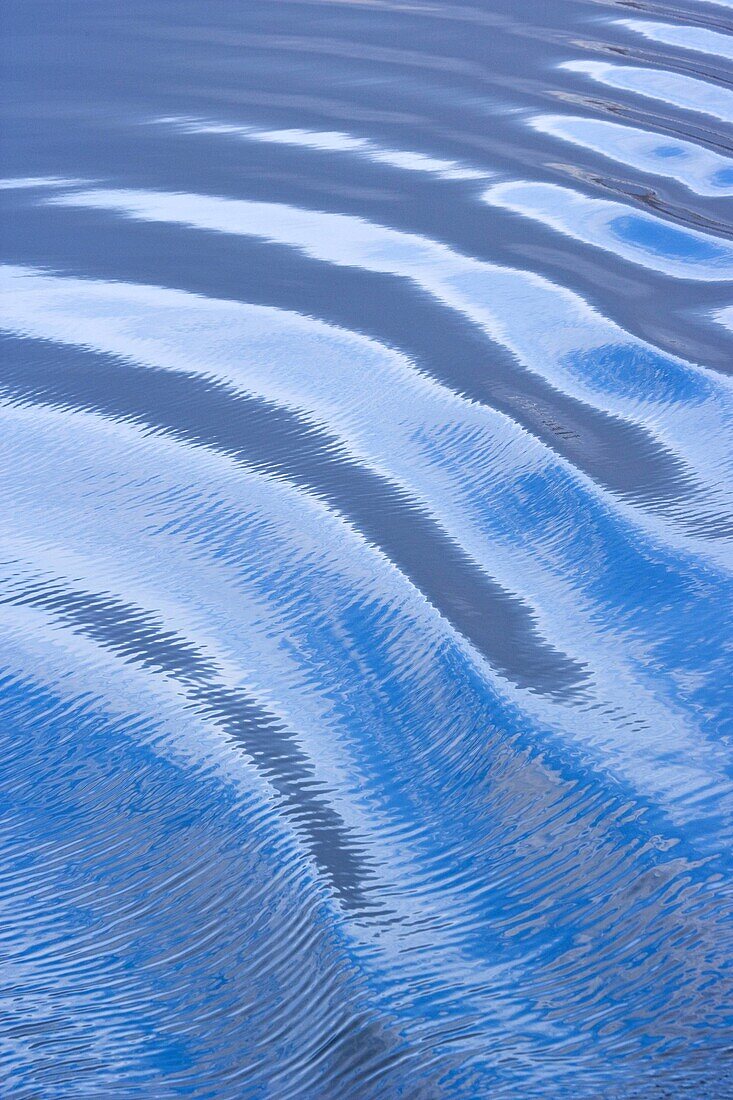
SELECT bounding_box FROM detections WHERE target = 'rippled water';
[2,1,733,1096]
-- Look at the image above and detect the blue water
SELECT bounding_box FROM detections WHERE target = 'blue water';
[1,1,733,1096]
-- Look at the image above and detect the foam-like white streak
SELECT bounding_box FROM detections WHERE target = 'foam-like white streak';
[483,179,733,281]
[39,189,733,508]
[158,116,490,182]
[531,115,733,197]
[562,60,733,124]
[618,19,733,62]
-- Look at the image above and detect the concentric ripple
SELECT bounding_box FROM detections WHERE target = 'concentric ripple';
[1,1,732,1097]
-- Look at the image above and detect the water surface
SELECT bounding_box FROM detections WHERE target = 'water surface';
[1,1,732,1096]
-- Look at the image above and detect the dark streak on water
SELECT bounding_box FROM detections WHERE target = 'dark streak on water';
[1,0,733,1097]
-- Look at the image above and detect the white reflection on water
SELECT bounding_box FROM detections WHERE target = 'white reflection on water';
[157,116,490,182]
[562,60,733,124]
[482,179,733,281]
[531,115,733,198]
[618,19,733,62]
[40,185,733,525]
